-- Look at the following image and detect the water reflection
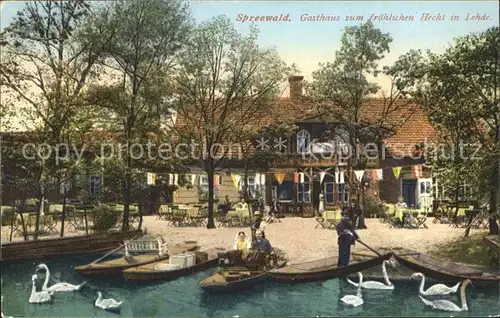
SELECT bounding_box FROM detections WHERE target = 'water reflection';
[1,255,499,317]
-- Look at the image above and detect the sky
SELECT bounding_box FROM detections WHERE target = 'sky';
[0,1,499,130]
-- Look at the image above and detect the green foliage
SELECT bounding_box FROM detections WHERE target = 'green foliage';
[172,15,294,227]
[363,195,383,218]
[90,204,119,232]
[308,22,416,201]
[405,27,499,209]
[430,231,497,267]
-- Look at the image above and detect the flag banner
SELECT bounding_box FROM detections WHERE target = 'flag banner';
[147,173,156,185]
[414,165,423,178]
[275,172,285,185]
[393,167,401,179]
[173,174,178,186]
[299,172,305,183]
[231,173,240,188]
[168,174,173,185]
[294,172,299,183]
[320,171,326,184]
[339,170,345,184]
[354,170,364,182]
[260,174,266,185]
[335,171,339,184]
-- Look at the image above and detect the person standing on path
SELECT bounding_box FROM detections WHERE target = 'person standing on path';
[336,210,360,267]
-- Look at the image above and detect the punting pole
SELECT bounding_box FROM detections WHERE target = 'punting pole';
[89,235,140,265]
[357,240,382,257]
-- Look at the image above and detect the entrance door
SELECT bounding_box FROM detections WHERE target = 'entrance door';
[312,181,321,211]
[402,179,417,208]
[418,178,432,211]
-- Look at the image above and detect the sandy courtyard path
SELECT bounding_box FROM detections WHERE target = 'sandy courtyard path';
[142,216,480,264]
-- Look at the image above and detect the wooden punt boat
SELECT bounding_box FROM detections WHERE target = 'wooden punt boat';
[200,249,288,293]
[74,241,198,278]
[269,250,393,283]
[1,230,142,262]
[123,247,226,283]
[389,247,500,288]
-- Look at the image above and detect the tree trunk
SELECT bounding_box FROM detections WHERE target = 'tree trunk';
[242,164,254,239]
[16,194,28,241]
[206,162,216,229]
[358,184,367,229]
[488,158,499,235]
[34,192,44,240]
[122,151,132,232]
[138,204,143,231]
[60,187,67,237]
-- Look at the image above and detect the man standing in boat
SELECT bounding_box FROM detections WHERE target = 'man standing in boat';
[336,210,360,267]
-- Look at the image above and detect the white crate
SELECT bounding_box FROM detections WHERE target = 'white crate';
[169,254,188,268]
[185,253,196,267]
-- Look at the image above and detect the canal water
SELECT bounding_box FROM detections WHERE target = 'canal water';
[1,254,499,317]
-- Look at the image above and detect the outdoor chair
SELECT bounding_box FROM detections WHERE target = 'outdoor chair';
[315,210,340,229]
[388,209,405,229]
[157,204,171,220]
[450,207,468,228]
[413,208,428,229]
[1,206,23,237]
[380,204,396,224]
[169,205,187,227]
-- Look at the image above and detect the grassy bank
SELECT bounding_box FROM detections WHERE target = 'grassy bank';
[429,231,498,267]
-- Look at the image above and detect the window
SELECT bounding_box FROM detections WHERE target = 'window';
[297,182,311,203]
[337,183,349,203]
[297,130,310,153]
[240,176,257,199]
[89,176,101,197]
[325,182,335,203]
[199,176,209,195]
[275,181,293,201]
[420,181,431,195]
[199,175,222,199]
[458,181,471,200]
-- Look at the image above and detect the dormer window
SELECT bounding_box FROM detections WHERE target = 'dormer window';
[297,130,310,153]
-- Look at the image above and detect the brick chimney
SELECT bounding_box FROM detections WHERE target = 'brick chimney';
[288,75,304,100]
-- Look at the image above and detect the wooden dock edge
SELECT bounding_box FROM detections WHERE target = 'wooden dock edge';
[0,230,143,262]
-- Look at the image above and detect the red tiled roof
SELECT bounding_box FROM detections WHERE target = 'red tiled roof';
[174,96,437,157]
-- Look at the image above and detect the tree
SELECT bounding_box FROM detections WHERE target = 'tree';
[0,0,113,238]
[308,22,418,229]
[408,27,499,235]
[85,0,192,230]
[172,16,293,228]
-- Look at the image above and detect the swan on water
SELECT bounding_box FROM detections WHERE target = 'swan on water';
[95,291,123,311]
[411,272,460,296]
[341,272,363,307]
[347,260,395,290]
[36,264,85,292]
[418,279,472,312]
[29,275,52,304]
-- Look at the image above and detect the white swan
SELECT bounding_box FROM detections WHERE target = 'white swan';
[347,260,395,290]
[411,272,460,296]
[95,291,123,311]
[29,275,52,304]
[419,279,472,312]
[36,264,85,292]
[341,272,363,307]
